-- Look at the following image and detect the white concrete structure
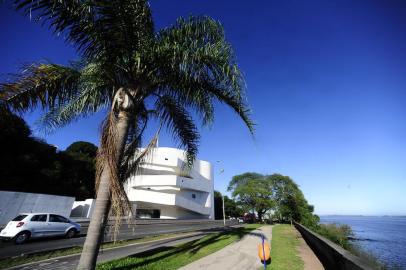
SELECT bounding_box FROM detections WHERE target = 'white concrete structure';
[0,191,75,226]
[70,199,95,218]
[125,147,214,219]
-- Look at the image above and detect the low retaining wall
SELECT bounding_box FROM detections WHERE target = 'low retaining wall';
[0,191,74,226]
[294,222,376,270]
[75,218,239,227]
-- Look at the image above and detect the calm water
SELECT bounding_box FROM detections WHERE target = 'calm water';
[320,216,406,269]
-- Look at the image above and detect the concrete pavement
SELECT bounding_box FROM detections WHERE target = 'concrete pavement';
[180,225,272,270]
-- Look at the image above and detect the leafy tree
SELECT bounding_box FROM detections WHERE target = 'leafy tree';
[214,191,224,220]
[61,141,98,200]
[66,141,98,158]
[224,195,244,218]
[269,174,319,227]
[0,109,97,200]
[0,108,59,194]
[214,191,243,219]
[1,1,253,269]
[228,173,274,220]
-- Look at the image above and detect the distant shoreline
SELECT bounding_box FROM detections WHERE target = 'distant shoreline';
[318,215,406,217]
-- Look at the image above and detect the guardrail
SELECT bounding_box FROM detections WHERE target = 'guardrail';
[294,222,377,270]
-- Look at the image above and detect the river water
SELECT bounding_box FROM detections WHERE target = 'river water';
[320,216,406,269]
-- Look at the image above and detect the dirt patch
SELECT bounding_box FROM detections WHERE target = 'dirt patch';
[294,227,324,270]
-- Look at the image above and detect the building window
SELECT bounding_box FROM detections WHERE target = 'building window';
[192,194,196,199]
[136,209,160,219]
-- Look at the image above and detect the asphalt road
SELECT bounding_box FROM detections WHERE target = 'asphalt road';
[7,231,212,270]
[0,220,238,260]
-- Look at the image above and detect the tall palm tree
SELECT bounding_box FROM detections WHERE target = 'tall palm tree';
[0,1,254,269]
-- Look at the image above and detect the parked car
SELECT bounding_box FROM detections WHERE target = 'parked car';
[0,213,81,244]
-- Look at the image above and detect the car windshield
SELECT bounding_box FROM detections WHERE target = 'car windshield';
[12,215,27,221]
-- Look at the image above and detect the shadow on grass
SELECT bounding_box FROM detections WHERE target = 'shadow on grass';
[106,226,258,270]
[260,258,272,265]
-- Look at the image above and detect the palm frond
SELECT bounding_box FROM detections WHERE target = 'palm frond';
[14,0,154,68]
[155,95,199,167]
[39,62,114,132]
[0,62,81,113]
[96,111,132,241]
[121,126,160,180]
[153,16,254,133]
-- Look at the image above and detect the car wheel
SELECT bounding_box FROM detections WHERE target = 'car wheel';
[66,229,76,239]
[14,231,30,244]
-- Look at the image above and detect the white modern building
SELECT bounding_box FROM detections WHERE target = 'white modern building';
[124,147,214,219]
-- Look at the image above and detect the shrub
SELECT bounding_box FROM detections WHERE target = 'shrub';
[316,223,353,249]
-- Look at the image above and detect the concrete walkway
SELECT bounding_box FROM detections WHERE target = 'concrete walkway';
[180,226,272,270]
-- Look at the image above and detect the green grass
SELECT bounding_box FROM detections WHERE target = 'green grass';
[268,224,303,270]
[0,232,195,270]
[97,224,263,270]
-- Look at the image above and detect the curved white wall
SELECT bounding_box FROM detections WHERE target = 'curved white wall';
[125,147,214,219]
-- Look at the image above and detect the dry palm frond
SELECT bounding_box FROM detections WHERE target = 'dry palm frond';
[96,107,162,241]
[124,126,161,178]
[95,111,131,241]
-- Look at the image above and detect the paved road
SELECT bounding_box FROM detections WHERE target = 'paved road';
[6,231,212,270]
[0,220,237,259]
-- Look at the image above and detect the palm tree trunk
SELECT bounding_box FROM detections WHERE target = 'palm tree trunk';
[77,109,130,270]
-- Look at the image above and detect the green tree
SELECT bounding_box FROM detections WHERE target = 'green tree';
[0,108,60,194]
[269,174,319,227]
[224,195,244,218]
[214,191,223,220]
[214,191,243,219]
[0,109,97,199]
[228,173,274,220]
[0,1,253,269]
[61,141,98,200]
[66,141,98,158]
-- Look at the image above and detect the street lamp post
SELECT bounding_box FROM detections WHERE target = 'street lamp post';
[222,193,226,226]
[216,161,226,227]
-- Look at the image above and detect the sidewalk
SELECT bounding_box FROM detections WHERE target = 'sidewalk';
[180,225,272,270]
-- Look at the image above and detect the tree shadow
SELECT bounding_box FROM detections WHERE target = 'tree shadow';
[108,226,257,270]
[247,231,268,241]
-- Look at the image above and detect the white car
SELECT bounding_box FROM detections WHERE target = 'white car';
[0,213,81,244]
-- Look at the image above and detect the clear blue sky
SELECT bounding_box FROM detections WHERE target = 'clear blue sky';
[1,0,405,215]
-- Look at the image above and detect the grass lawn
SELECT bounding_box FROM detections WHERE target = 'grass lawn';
[97,224,263,270]
[269,224,303,270]
[0,232,197,270]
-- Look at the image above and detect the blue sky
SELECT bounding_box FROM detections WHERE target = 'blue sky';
[1,0,406,215]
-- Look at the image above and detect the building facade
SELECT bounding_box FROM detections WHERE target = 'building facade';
[124,147,214,219]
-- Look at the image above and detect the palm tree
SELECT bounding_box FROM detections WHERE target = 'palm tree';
[0,1,254,269]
